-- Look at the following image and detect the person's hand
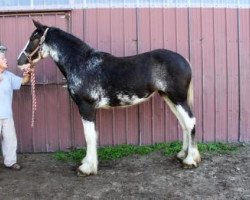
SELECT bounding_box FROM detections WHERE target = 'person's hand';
[22,67,34,85]
[0,57,8,69]
[23,67,34,76]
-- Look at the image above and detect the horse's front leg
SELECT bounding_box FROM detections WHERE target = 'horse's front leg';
[77,101,98,176]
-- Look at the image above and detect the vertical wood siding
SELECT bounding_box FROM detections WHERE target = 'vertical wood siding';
[239,9,250,142]
[0,7,249,152]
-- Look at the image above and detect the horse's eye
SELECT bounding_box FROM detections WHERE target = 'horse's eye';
[32,32,38,38]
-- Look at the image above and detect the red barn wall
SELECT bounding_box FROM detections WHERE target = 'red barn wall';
[0,7,249,152]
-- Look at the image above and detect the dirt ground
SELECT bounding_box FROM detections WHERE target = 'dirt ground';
[0,145,249,200]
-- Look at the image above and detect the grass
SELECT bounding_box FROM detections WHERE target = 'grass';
[54,142,241,163]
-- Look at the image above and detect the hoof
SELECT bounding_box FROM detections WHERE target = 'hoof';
[194,155,202,165]
[76,162,97,177]
[176,150,187,161]
[182,157,198,169]
[182,163,198,169]
[76,168,95,177]
[181,147,201,168]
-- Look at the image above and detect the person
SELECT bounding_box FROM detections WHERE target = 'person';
[0,43,32,170]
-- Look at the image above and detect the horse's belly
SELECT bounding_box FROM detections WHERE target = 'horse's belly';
[117,94,149,106]
[96,93,154,109]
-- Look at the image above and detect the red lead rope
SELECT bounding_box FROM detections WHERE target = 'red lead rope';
[30,69,37,127]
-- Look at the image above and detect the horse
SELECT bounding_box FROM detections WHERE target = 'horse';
[17,20,201,176]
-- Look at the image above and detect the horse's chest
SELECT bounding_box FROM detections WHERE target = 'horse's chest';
[67,75,84,95]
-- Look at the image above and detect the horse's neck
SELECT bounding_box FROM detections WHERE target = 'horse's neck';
[46,32,92,78]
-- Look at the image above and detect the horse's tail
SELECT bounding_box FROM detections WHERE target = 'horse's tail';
[187,78,194,107]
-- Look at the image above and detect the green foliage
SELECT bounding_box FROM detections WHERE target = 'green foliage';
[54,142,241,163]
[163,142,182,156]
[54,149,86,162]
[197,142,239,154]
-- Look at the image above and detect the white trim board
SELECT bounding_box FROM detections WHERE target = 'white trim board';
[0,0,249,12]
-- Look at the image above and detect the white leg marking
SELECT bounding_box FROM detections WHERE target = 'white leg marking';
[176,105,196,133]
[79,119,98,175]
[164,97,188,160]
[182,136,200,167]
[164,97,200,165]
[175,105,200,167]
[176,131,188,160]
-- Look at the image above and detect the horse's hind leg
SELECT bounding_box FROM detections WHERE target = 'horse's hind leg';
[163,97,188,160]
[162,96,201,168]
[175,101,201,168]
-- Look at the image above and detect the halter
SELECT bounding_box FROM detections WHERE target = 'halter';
[23,27,49,65]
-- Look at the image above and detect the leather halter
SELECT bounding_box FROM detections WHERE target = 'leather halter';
[23,28,49,66]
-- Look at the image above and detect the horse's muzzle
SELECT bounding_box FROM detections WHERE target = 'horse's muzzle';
[18,63,31,71]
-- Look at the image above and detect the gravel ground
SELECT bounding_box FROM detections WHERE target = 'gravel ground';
[0,145,249,200]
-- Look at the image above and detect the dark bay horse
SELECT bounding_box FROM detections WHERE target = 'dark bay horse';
[17,20,201,176]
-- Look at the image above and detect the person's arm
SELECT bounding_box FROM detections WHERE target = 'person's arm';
[10,68,33,89]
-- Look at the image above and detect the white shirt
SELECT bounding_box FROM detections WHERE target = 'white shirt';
[0,70,22,119]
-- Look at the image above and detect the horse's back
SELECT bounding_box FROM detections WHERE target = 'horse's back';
[103,49,191,75]
[100,48,192,90]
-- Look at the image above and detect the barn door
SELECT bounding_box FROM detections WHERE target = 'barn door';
[0,12,70,83]
[0,12,72,152]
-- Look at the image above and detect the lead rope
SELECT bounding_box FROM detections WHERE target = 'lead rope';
[30,65,37,127]
[26,28,49,127]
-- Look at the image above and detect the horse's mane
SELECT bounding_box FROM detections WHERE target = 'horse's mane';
[49,27,92,53]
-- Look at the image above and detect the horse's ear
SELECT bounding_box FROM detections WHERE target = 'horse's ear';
[32,20,46,30]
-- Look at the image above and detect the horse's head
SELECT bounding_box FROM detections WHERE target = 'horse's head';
[17,20,49,71]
